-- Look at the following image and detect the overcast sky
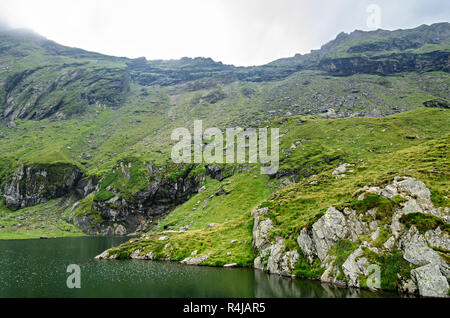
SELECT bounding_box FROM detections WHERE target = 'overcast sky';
[0,0,449,66]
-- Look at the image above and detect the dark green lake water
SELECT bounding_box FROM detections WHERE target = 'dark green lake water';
[0,237,400,298]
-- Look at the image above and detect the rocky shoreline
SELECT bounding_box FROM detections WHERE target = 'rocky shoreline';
[95,176,450,298]
[252,176,449,297]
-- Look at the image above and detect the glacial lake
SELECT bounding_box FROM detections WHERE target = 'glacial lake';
[0,237,401,298]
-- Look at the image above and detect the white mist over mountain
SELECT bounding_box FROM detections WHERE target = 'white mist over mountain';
[0,0,449,66]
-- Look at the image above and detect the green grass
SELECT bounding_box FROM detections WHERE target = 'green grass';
[0,198,85,240]
[400,212,450,235]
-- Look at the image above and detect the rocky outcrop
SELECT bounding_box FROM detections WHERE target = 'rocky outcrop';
[253,176,450,297]
[319,51,450,76]
[310,207,351,261]
[423,99,449,109]
[332,163,354,179]
[252,207,299,277]
[252,207,273,251]
[2,163,92,210]
[411,264,449,297]
[341,247,369,288]
[90,164,205,234]
[425,227,450,250]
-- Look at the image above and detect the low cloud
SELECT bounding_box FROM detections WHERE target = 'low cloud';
[0,0,448,66]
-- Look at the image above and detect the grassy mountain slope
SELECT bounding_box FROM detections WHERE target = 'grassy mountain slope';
[102,108,449,269]
[0,23,448,241]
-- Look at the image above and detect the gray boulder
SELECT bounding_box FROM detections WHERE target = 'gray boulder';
[252,208,273,250]
[425,227,450,250]
[312,207,349,261]
[411,264,449,297]
[180,253,210,265]
[266,238,299,277]
[342,247,369,288]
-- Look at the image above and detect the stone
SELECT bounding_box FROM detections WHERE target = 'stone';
[332,163,355,178]
[396,177,432,207]
[346,212,368,240]
[7,121,16,128]
[383,236,396,250]
[179,225,190,232]
[266,238,299,277]
[252,208,273,250]
[158,236,169,241]
[282,178,292,187]
[95,250,109,260]
[398,277,418,295]
[198,186,206,193]
[371,228,380,241]
[130,249,146,260]
[180,253,210,265]
[252,175,450,295]
[114,224,127,236]
[411,263,449,297]
[297,228,316,264]
[3,164,82,211]
[224,263,238,268]
[95,250,117,260]
[312,207,349,261]
[379,184,398,200]
[342,247,369,288]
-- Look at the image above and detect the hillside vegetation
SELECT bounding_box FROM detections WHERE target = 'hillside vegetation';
[0,22,448,296]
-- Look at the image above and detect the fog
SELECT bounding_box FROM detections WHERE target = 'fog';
[0,0,448,66]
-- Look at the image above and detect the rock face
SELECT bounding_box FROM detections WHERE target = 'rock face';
[400,226,443,268]
[252,208,273,251]
[2,163,90,210]
[180,254,210,265]
[88,164,205,235]
[319,51,450,76]
[253,176,450,297]
[341,247,369,288]
[411,264,449,297]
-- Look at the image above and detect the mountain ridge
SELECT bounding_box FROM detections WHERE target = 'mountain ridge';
[0,21,449,297]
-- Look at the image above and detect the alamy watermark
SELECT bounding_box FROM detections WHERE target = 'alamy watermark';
[171,120,279,174]
[366,4,381,29]
[366,264,381,289]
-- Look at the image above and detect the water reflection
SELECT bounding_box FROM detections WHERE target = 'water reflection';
[253,269,399,298]
[0,237,402,298]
